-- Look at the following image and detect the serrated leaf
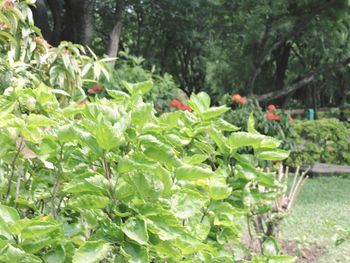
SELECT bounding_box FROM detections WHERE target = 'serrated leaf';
[73,241,110,263]
[121,217,149,245]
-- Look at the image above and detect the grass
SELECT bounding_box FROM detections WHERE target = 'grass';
[280,176,350,262]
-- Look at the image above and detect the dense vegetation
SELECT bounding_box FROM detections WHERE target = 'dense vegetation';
[0,1,299,262]
[31,0,350,108]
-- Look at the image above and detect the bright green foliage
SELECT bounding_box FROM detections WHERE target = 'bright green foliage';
[0,1,294,262]
[287,119,350,166]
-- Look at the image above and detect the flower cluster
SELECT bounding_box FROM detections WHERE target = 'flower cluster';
[265,104,293,122]
[169,99,192,112]
[231,93,247,105]
[87,85,103,95]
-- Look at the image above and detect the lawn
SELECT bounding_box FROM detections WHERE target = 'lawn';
[280,176,350,262]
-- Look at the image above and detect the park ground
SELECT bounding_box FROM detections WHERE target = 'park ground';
[280,176,350,262]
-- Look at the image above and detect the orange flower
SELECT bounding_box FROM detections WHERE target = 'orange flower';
[3,0,15,9]
[266,112,276,121]
[239,96,247,105]
[231,94,242,103]
[274,115,281,121]
[267,104,276,112]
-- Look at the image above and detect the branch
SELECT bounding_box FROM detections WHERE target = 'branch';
[248,0,340,92]
[256,57,350,102]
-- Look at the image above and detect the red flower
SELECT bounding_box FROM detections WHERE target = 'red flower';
[169,99,192,112]
[267,104,276,112]
[87,88,95,94]
[92,85,103,92]
[170,99,182,108]
[266,112,276,121]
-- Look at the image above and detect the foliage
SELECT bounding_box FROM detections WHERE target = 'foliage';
[94,50,182,113]
[223,95,295,157]
[0,2,296,262]
[287,119,350,166]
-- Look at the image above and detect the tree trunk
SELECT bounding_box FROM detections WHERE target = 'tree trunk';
[273,42,291,91]
[106,1,124,62]
[46,0,64,46]
[63,0,96,46]
[31,0,51,40]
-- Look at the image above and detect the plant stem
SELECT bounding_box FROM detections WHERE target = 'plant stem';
[51,143,64,219]
[3,139,23,204]
[15,162,23,201]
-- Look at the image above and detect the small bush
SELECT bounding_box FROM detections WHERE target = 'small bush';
[287,119,350,166]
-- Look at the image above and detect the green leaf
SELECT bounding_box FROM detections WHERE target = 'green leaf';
[106,89,130,102]
[209,177,232,200]
[70,195,109,209]
[175,165,214,181]
[122,243,149,263]
[140,135,180,167]
[213,119,240,131]
[122,79,153,96]
[121,217,149,245]
[73,241,110,263]
[0,205,20,224]
[27,114,57,127]
[201,106,229,120]
[189,92,211,113]
[0,244,41,263]
[95,121,120,150]
[247,112,260,134]
[170,190,208,219]
[43,246,66,263]
[183,154,207,165]
[262,237,279,257]
[255,149,290,160]
[229,132,280,149]
[131,103,157,127]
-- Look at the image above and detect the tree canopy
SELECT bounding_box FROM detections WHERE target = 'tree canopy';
[32,0,350,107]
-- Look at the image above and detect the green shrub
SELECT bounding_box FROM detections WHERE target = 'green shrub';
[0,1,295,261]
[287,119,350,166]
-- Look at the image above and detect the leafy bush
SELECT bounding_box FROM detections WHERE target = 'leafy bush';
[96,50,183,113]
[223,94,296,158]
[0,1,295,262]
[287,119,350,166]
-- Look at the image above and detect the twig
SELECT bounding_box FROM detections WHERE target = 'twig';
[4,139,23,204]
